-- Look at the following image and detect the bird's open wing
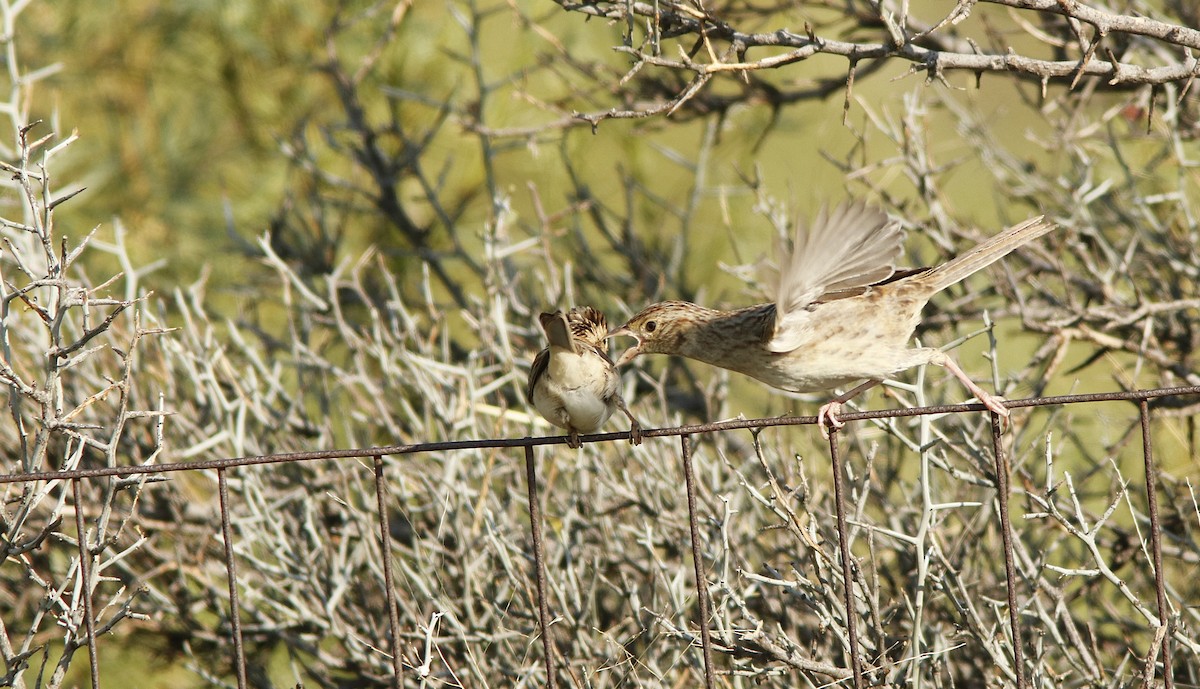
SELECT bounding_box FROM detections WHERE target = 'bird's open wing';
[766,203,903,353]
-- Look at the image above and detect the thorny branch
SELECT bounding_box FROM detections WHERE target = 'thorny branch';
[545,0,1199,127]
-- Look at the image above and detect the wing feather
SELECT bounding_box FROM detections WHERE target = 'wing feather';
[766,203,903,353]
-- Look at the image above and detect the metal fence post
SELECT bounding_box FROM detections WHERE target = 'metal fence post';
[990,413,1026,689]
[1139,400,1173,689]
[373,455,405,686]
[217,468,249,689]
[524,444,559,689]
[827,426,865,688]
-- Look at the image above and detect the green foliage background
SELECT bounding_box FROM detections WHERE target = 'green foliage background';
[32,1,1085,294]
[7,0,1198,686]
[31,0,1189,443]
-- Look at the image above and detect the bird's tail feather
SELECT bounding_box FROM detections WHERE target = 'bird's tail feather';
[540,311,575,351]
[916,216,1056,294]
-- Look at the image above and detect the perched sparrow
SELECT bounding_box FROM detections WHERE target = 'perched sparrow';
[609,203,1056,436]
[527,306,642,448]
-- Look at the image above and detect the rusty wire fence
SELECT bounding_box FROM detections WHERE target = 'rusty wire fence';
[2,386,1196,689]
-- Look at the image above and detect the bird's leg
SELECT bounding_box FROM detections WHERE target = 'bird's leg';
[615,396,643,446]
[567,429,582,449]
[817,379,882,439]
[930,352,1010,419]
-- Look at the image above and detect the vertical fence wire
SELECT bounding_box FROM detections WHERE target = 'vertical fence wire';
[216,468,249,689]
[826,427,865,689]
[681,436,715,689]
[71,479,100,689]
[3,387,1197,688]
[372,455,405,687]
[680,433,716,688]
[523,445,559,689]
[1139,400,1173,689]
[990,412,1026,689]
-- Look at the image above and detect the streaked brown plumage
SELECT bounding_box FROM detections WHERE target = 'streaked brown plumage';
[609,203,1056,435]
[527,306,642,448]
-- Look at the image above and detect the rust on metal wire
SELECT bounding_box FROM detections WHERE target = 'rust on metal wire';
[374,455,406,687]
[827,425,865,689]
[4,386,1198,486]
[15,384,1197,688]
[523,445,559,689]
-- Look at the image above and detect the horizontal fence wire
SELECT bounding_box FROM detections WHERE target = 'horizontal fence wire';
[4,386,1198,486]
[4,384,1195,688]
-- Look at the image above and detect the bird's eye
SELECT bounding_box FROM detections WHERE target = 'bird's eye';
[645,320,657,333]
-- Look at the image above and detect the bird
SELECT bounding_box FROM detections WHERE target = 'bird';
[527,306,643,448]
[607,203,1056,436]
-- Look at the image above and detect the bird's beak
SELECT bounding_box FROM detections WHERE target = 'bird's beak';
[614,346,640,367]
[607,325,641,367]
[606,324,631,340]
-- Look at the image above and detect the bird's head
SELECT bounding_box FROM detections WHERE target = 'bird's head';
[565,306,609,347]
[607,301,705,366]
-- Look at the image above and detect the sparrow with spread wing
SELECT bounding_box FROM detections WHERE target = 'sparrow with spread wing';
[609,203,1055,436]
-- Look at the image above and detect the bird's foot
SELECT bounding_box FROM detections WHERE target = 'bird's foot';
[567,431,582,449]
[934,353,1011,431]
[817,401,846,440]
[616,397,643,446]
[976,389,1011,431]
[628,419,643,446]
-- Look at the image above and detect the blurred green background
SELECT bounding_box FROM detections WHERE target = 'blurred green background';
[18,1,1196,684]
[30,1,1093,294]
